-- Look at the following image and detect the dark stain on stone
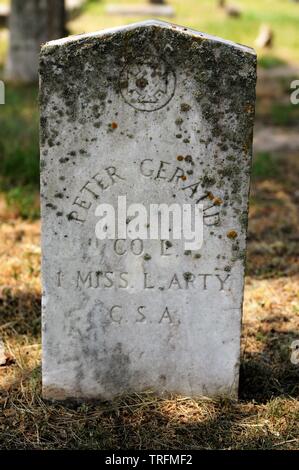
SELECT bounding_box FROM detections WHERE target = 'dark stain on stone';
[175,117,183,126]
[46,203,57,210]
[180,103,191,112]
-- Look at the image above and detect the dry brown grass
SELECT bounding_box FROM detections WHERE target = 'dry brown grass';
[1,157,299,449]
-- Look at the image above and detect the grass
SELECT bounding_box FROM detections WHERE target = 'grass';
[270,103,299,126]
[0,85,39,186]
[0,84,39,219]
[0,0,299,451]
[252,152,279,179]
[258,55,287,70]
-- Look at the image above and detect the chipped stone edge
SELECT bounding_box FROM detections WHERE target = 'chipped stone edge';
[41,19,256,56]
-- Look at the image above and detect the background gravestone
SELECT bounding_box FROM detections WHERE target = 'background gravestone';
[40,20,256,400]
[5,0,65,83]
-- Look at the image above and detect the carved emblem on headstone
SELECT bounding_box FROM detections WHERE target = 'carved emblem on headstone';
[119,59,176,111]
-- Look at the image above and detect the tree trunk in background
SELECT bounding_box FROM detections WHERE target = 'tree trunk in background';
[5,0,66,83]
[48,0,66,40]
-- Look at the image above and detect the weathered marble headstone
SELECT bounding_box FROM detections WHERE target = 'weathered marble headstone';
[40,20,256,400]
[6,0,65,83]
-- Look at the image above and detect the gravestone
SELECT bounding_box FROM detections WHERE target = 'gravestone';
[40,20,256,400]
[6,0,65,83]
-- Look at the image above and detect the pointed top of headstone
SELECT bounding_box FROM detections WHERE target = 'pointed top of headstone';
[42,19,256,56]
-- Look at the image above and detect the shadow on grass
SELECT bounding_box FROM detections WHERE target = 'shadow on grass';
[0,362,285,450]
[0,288,40,339]
[240,331,299,403]
[239,342,299,403]
[0,366,295,449]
